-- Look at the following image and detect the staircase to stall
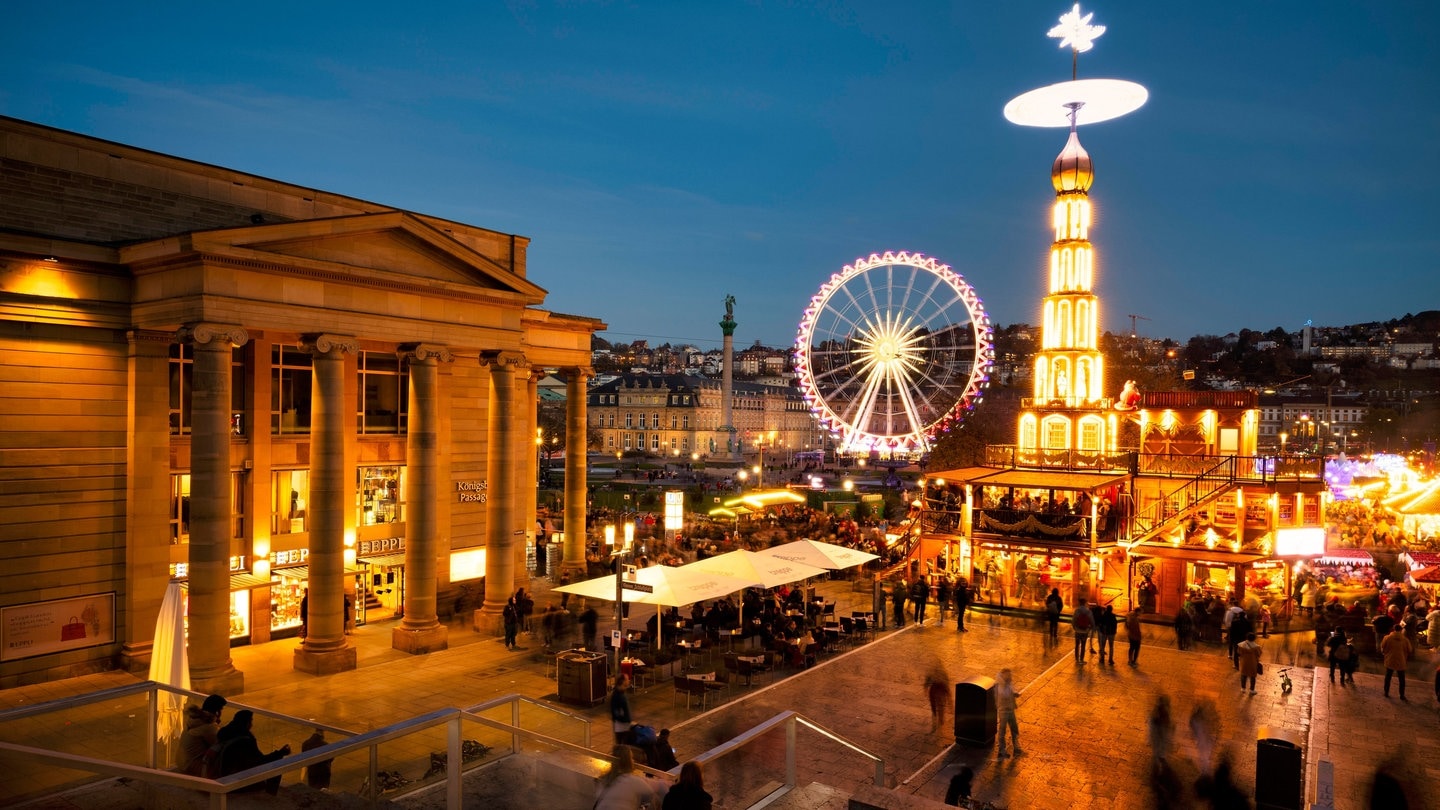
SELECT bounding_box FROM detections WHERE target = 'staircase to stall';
[1125,456,1240,547]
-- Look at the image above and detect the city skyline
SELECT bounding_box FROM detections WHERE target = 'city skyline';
[5,2,1436,350]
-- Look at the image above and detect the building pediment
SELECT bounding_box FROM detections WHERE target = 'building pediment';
[130,211,546,303]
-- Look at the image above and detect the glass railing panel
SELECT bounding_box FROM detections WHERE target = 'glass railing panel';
[0,688,153,804]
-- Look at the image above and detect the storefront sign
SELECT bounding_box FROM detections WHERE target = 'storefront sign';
[456,479,488,503]
[358,538,404,556]
[271,548,310,566]
[171,556,249,579]
[1,593,116,662]
[1275,527,1325,557]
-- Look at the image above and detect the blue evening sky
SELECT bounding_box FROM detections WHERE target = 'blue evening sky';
[4,2,1436,350]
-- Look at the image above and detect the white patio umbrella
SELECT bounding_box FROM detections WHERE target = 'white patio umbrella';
[686,549,828,631]
[758,539,880,571]
[148,580,189,752]
[556,564,753,651]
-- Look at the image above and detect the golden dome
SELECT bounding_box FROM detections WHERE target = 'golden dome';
[1051,130,1093,192]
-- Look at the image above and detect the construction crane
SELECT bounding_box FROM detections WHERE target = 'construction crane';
[1127,314,1151,338]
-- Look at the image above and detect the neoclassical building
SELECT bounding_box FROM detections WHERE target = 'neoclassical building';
[588,374,818,462]
[0,117,602,691]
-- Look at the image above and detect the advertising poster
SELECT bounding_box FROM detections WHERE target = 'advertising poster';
[1,593,116,662]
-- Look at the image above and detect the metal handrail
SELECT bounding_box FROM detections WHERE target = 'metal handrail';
[692,710,884,797]
[0,686,607,810]
[1128,456,1236,543]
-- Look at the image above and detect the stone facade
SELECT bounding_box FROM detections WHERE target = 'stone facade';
[0,116,602,688]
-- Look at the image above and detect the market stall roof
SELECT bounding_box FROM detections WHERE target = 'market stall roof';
[1128,544,1269,566]
[708,506,753,519]
[925,467,1002,485]
[1318,548,1374,565]
[1402,552,1440,567]
[1393,481,1440,514]
[1408,565,1440,584]
[723,489,807,510]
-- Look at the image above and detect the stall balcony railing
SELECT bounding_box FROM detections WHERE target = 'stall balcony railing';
[984,444,1135,472]
[1127,456,1238,545]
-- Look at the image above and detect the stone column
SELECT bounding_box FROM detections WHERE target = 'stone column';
[294,333,359,675]
[521,370,541,584]
[119,330,174,673]
[720,308,738,460]
[476,350,527,629]
[179,323,248,695]
[561,367,592,578]
[394,343,451,655]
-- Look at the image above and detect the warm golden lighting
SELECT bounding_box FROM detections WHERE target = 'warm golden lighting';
[7,263,81,299]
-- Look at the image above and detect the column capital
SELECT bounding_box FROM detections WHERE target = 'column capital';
[302,333,360,356]
[480,350,529,371]
[398,343,454,364]
[177,323,249,348]
[562,365,595,380]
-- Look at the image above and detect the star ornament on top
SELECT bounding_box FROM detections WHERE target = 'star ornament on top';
[1048,3,1107,52]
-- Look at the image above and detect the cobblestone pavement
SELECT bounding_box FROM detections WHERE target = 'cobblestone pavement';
[3,580,1438,809]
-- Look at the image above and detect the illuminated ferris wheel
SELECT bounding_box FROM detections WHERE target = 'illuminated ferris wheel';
[793,251,994,455]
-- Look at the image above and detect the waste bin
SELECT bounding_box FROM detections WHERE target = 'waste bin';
[557,650,608,706]
[954,675,996,746]
[1255,726,1303,810]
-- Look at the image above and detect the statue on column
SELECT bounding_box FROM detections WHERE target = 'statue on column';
[724,294,735,320]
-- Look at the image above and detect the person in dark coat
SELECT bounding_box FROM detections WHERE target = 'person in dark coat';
[1227,611,1252,669]
[662,761,714,810]
[502,597,521,650]
[300,728,332,789]
[216,709,290,794]
[178,694,226,775]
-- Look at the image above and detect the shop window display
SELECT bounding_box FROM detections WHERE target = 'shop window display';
[271,575,305,635]
[273,470,310,535]
[359,467,405,526]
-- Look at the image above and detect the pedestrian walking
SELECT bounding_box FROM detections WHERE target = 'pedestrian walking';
[1071,598,1094,663]
[891,579,907,628]
[1174,605,1193,650]
[1147,694,1173,768]
[1097,605,1118,664]
[1125,610,1143,665]
[910,577,929,626]
[1380,624,1414,699]
[924,664,952,732]
[579,601,599,651]
[609,673,633,745]
[1326,628,1353,684]
[1187,699,1219,774]
[1044,588,1062,641]
[1237,632,1262,694]
[995,668,1021,757]
[954,580,971,632]
[502,596,521,650]
[936,577,952,623]
[1227,608,1252,669]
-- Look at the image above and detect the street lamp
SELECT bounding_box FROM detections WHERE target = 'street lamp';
[752,464,762,490]
[1279,431,1288,456]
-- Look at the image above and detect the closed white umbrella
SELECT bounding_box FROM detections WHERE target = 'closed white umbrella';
[148,580,189,749]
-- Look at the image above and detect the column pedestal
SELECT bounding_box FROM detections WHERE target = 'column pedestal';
[293,645,359,676]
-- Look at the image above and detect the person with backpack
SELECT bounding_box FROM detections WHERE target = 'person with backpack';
[1045,588,1063,641]
[910,577,929,626]
[1072,598,1094,663]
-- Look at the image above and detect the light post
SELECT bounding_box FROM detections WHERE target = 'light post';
[737,469,748,491]
[1279,431,1288,456]
[752,464,762,490]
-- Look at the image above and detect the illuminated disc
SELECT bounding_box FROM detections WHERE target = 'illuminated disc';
[793,251,994,455]
[1004,78,1148,127]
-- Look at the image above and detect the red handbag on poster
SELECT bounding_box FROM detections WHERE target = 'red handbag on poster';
[61,616,87,641]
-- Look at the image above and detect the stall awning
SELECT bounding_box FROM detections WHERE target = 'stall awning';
[926,467,1003,485]
[273,565,361,580]
[1318,548,1373,565]
[1129,544,1269,566]
[358,552,409,568]
[230,573,273,590]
